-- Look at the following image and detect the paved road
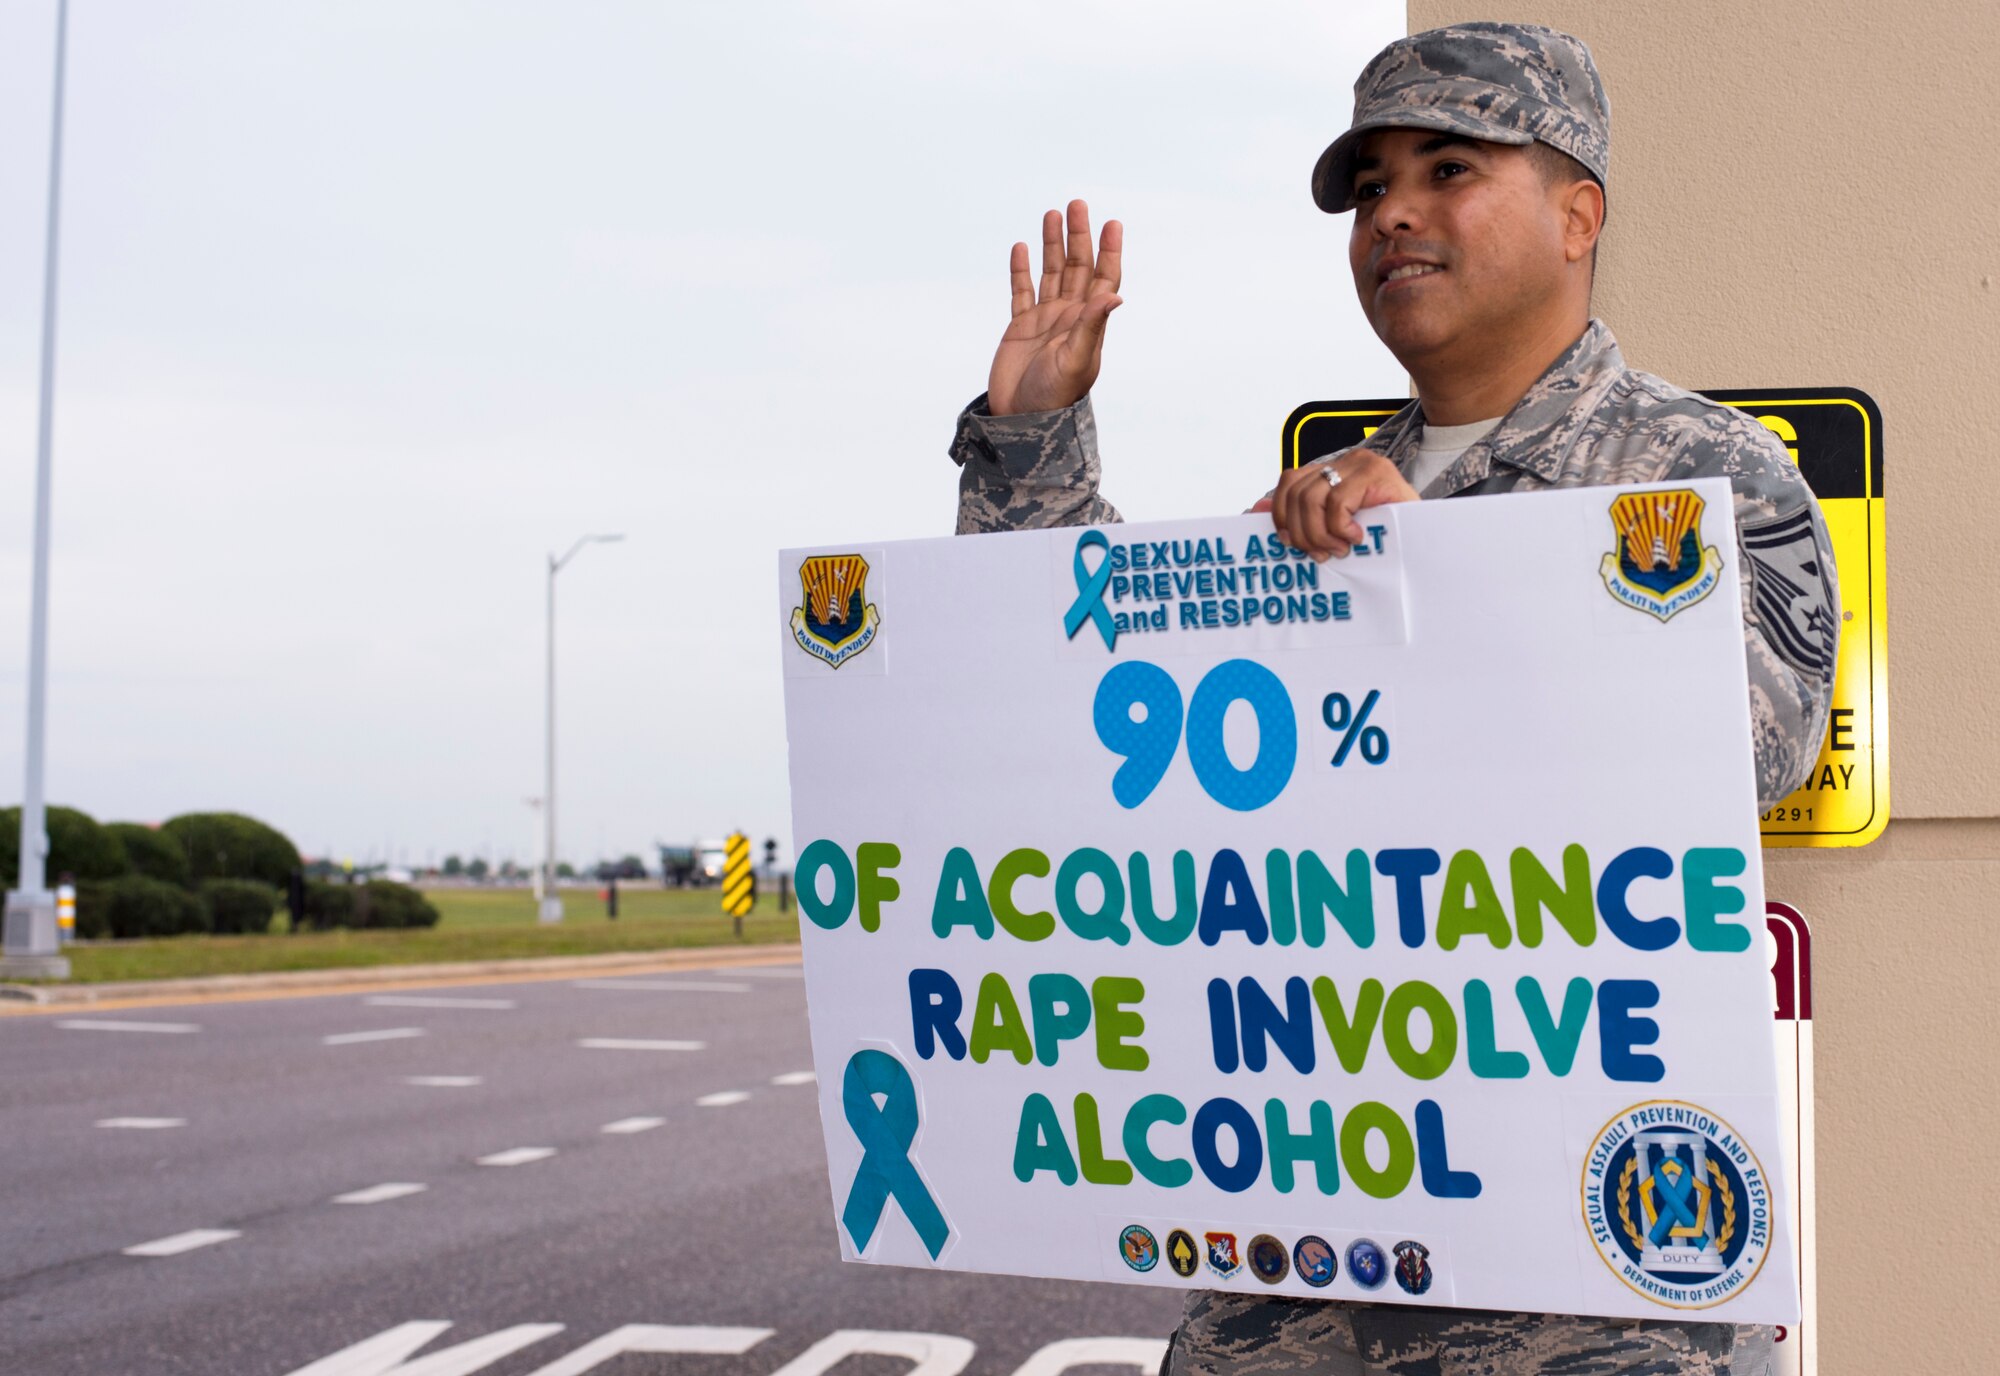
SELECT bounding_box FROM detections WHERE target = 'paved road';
[0,962,1181,1375]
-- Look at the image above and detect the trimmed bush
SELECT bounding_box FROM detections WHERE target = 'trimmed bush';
[357,880,440,930]
[299,881,354,931]
[0,805,130,884]
[90,875,210,939]
[203,879,279,935]
[160,812,301,889]
[105,822,193,888]
[73,880,114,940]
[300,879,440,931]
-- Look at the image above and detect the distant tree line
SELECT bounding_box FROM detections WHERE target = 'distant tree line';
[0,806,437,940]
[436,854,648,882]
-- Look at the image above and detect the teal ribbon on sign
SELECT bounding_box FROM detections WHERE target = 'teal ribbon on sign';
[840,1049,950,1259]
[1647,1158,1703,1246]
[1064,530,1117,650]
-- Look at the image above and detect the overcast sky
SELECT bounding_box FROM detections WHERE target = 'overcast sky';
[0,1,1404,872]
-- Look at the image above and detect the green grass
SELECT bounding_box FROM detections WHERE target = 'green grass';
[39,887,797,985]
[421,886,728,928]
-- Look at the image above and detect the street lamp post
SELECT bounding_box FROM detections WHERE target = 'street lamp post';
[541,534,622,923]
[3,0,72,981]
[525,797,544,903]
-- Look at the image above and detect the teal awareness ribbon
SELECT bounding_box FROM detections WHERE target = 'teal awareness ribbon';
[840,1049,950,1259]
[1063,529,1117,650]
[1646,1158,1703,1246]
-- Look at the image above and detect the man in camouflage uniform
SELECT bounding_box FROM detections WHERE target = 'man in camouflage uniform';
[947,21,1832,1376]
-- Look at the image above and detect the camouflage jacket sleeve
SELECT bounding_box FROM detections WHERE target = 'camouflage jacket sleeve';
[949,392,1123,534]
[1666,426,1841,810]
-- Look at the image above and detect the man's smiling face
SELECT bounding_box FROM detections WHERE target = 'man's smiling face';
[1346,128,1575,367]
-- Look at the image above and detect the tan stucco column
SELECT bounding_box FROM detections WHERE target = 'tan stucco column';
[1402,5,1999,1369]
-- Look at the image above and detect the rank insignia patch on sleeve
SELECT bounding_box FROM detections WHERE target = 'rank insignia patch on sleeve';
[1742,508,1838,680]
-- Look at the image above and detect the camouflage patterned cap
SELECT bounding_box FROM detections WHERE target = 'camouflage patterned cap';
[1312,22,1609,213]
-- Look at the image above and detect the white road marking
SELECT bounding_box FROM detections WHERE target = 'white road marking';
[600,1116,665,1135]
[768,1330,975,1376]
[477,1147,556,1167]
[730,966,804,979]
[576,1038,704,1052]
[333,1182,428,1205]
[123,1228,240,1258]
[696,1090,750,1107]
[1012,1337,1169,1376]
[285,1326,1158,1376]
[771,1071,817,1086]
[323,1027,426,1046]
[365,995,516,1010]
[57,1019,198,1034]
[522,1325,773,1375]
[404,1075,482,1087]
[572,979,750,993]
[96,1117,186,1129]
[283,1321,564,1376]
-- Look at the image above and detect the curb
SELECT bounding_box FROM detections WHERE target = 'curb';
[0,942,804,1009]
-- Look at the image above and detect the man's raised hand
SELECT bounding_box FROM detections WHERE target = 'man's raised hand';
[987,200,1122,417]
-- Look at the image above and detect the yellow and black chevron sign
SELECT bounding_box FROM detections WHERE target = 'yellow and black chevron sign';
[721,833,754,918]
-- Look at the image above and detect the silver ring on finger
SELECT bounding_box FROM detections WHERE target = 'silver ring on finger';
[1321,465,1343,490]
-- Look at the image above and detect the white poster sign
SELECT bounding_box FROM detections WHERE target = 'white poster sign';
[779,480,1799,1324]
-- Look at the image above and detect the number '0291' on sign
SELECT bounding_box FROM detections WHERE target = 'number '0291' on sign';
[778,479,1799,1325]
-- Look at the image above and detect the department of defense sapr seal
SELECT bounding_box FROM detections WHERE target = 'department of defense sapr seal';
[791,553,881,669]
[1599,489,1723,622]
[1581,1100,1775,1309]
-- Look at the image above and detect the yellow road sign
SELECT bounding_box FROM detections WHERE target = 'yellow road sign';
[722,832,754,918]
[1283,386,1887,848]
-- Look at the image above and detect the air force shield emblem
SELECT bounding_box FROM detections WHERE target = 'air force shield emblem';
[1599,489,1723,622]
[1203,1231,1241,1279]
[791,553,881,669]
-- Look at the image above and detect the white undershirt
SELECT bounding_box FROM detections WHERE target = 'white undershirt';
[1406,416,1504,497]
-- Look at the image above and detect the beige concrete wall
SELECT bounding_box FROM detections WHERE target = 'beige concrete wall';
[1401,4,1999,1370]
